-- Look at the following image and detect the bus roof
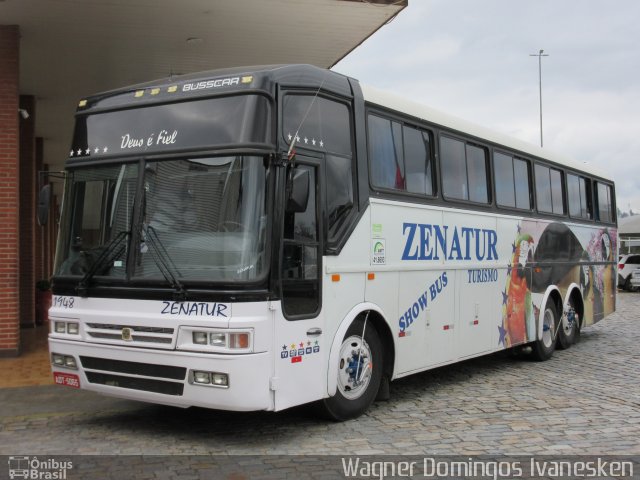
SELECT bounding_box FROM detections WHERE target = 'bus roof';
[360,84,612,182]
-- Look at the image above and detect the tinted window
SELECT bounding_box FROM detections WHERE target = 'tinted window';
[596,182,614,223]
[513,158,531,209]
[283,95,352,156]
[567,173,592,219]
[494,152,531,210]
[325,155,353,241]
[404,127,433,195]
[368,115,434,196]
[369,115,403,190]
[494,152,515,207]
[440,136,489,203]
[535,164,564,215]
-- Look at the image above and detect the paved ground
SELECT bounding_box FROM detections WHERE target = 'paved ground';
[0,293,638,466]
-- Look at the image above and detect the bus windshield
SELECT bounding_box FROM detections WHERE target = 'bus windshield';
[55,155,270,284]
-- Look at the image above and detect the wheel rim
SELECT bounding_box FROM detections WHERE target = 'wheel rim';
[542,307,555,348]
[337,335,373,400]
[562,310,574,337]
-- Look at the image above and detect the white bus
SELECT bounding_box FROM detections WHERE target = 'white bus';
[46,65,617,420]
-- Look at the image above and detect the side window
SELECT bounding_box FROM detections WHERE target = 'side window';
[595,182,614,223]
[369,115,403,190]
[494,152,531,210]
[282,164,320,318]
[368,114,435,196]
[282,95,352,156]
[440,135,489,203]
[567,173,593,219]
[325,155,353,242]
[535,164,565,215]
[403,126,434,196]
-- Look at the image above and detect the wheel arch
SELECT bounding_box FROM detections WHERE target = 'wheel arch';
[326,303,395,397]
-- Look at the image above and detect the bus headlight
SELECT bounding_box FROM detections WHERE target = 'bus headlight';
[179,328,253,353]
[192,332,208,345]
[189,370,228,388]
[55,322,66,333]
[66,322,79,335]
[209,333,226,347]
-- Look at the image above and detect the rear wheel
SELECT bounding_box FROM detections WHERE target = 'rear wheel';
[556,302,578,350]
[320,318,383,421]
[531,300,558,361]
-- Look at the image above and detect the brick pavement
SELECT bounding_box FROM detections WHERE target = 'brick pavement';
[0,292,638,459]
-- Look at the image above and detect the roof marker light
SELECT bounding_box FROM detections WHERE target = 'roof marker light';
[134,90,144,98]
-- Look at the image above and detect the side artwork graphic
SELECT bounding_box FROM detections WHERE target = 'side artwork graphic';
[500,221,616,347]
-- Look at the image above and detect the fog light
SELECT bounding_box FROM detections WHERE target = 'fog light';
[211,373,228,387]
[192,331,207,345]
[209,333,226,347]
[229,333,249,349]
[52,353,65,366]
[193,371,211,384]
[64,356,77,369]
[67,322,79,335]
[55,322,66,334]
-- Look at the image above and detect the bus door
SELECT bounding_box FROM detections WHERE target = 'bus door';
[274,157,326,410]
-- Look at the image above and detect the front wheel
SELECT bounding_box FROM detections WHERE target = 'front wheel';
[531,300,558,361]
[320,318,383,421]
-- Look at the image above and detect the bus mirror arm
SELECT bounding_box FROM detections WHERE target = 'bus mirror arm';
[37,184,52,226]
[285,167,309,214]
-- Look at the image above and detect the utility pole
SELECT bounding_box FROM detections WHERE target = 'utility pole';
[530,49,549,147]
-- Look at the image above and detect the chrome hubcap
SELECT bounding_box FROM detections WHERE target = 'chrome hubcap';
[337,335,373,400]
[542,308,555,348]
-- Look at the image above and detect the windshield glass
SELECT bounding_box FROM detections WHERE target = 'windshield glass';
[55,155,270,284]
[55,163,138,277]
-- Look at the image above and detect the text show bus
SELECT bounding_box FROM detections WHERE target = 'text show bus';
[45,65,617,420]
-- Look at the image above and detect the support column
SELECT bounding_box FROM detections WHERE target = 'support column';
[0,25,21,356]
[19,95,36,328]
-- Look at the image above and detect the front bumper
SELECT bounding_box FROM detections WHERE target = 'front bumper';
[49,337,273,411]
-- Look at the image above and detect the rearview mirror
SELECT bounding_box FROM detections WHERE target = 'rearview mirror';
[37,184,51,226]
[286,167,310,213]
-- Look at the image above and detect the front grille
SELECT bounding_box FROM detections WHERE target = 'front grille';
[86,324,174,334]
[80,356,186,380]
[85,323,174,347]
[85,372,183,396]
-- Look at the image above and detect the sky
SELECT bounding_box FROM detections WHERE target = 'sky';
[333,0,640,214]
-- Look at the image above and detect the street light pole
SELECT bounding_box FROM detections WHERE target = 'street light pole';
[530,49,549,147]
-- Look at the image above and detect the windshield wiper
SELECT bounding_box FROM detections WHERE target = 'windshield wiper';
[76,230,129,297]
[143,225,188,301]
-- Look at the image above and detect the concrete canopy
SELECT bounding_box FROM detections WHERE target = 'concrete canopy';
[1,0,407,172]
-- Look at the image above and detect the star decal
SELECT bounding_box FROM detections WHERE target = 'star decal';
[282,345,287,351]
[307,340,311,346]
[506,263,512,276]
[85,148,91,155]
[319,140,324,148]
[517,224,522,234]
[103,147,108,153]
[94,147,99,154]
[287,133,292,141]
[290,343,296,350]
[314,340,319,346]
[511,242,517,254]
[299,342,304,348]
[498,324,507,346]
[312,138,316,146]
[295,135,300,143]
[77,148,82,156]
[304,137,308,144]
[502,290,508,305]
[69,150,74,157]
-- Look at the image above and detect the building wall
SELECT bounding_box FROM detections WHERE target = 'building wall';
[0,25,21,356]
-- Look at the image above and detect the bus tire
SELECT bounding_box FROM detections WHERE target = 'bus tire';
[556,303,578,350]
[320,318,383,421]
[531,300,558,361]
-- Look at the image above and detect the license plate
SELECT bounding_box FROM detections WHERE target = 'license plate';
[53,372,80,388]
